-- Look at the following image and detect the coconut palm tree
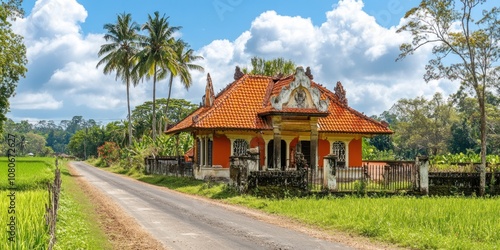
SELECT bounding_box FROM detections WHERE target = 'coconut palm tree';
[163,39,204,131]
[96,13,140,147]
[135,11,180,141]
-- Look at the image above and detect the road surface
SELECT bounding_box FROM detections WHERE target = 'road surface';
[71,161,353,250]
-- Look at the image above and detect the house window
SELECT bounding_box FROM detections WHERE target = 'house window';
[198,136,213,167]
[332,141,346,168]
[207,139,213,166]
[196,139,201,164]
[233,139,249,156]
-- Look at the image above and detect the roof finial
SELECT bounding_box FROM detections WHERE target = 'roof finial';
[334,81,348,106]
[204,73,215,107]
[234,66,244,80]
[305,66,313,80]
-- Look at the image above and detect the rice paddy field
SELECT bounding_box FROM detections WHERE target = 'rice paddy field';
[0,157,54,250]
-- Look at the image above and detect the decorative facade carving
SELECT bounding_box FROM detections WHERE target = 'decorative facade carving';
[234,66,244,80]
[334,81,348,106]
[204,73,215,107]
[270,67,329,112]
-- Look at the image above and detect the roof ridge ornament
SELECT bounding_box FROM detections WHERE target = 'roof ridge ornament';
[334,81,348,106]
[203,73,215,107]
[234,66,244,80]
[305,66,313,80]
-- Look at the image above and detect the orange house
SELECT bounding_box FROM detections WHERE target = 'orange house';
[167,67,392,180]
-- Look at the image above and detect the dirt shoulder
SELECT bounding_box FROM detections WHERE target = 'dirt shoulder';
[67,163,165,250]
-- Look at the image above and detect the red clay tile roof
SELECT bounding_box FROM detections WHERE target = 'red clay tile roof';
[166,71,392,135]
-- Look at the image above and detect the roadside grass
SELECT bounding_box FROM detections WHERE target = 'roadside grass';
[0,157,111,249]
[102,164,500,250]
[55,161,112,250]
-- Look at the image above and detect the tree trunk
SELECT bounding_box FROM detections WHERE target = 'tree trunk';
[152,65,157,141]
[163,74,174,132]
[126,78,133,147]
[479,93,487,196]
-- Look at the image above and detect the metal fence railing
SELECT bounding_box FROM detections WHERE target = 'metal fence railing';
[144,156,193,177]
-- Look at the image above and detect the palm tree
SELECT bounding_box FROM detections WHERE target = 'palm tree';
[96,13,140,147]
[163,39,204,131]
[135,11,180,141]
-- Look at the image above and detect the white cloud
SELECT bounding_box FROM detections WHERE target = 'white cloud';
[9,0,456,122]
[10,92,63,110]
[180,0,448,117]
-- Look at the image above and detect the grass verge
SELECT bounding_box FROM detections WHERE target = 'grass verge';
[97,163,500,250]
[55,160,112,250]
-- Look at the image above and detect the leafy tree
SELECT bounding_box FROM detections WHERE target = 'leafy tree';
[68,125,106,159]
[131,98,197,138]
[242,57,296,77]
[97,13,140,147]
[0,0,27,133]
[136,11,180,141]
[449,119,477,153]
[23,132,48,156]
[163,39,203,131]
[397,0,500,195]
[389,93,457,158]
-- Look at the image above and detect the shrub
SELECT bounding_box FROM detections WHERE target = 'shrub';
[97,142,120,167]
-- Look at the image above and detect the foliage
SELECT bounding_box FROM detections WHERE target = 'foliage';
[163,39,203,131]
[131,98,198,138]
[242,57,296,77]
[97,141,120,166]
[387,93,457,159]
[397,0,500,195]
[0,0,28,133]
[67,125,106,159]
[135,11,180,140]
[97,13,140,147]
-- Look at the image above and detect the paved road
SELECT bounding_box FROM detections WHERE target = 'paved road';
[71,162,352,250]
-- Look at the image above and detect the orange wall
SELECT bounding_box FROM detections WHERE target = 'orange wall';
[213,135,231,168]
[250,137,266,167]
[349,139,362,167]
[318,139,330,168]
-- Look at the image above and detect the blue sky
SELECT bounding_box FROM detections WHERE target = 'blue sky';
[10,0,458,124]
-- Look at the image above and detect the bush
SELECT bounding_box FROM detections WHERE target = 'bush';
[97,142,120,167]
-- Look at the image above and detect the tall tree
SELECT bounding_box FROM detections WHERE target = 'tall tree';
[97,13,140,147]
[163,39,203,131]
[0,0,27,132]
[397,0,500,195]
[389,93,456,158]
[136,11,180,140]
[242,57,296,77]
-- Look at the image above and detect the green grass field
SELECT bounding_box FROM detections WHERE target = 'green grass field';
[0,157,53,249]
[124,168,500,250]
[0,157,110,249]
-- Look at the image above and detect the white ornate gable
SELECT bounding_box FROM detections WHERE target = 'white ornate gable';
[271,67,329,112]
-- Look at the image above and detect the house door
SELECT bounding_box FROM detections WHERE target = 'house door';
[299,141,311,167]
[267,140,286,170]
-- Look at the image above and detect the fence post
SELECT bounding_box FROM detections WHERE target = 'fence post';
[417,156,429,195]
[324,154,337,191]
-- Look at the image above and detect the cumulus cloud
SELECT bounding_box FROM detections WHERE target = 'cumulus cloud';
[10,92,63,110]
[9,0,456,122]
[183,0,451,117]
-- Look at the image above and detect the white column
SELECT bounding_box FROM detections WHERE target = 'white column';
[230,139,235,156]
